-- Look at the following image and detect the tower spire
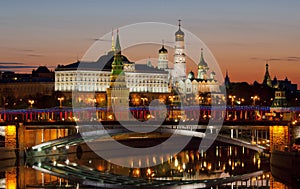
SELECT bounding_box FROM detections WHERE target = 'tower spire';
[115,28,121,54]
[225,69,231,88]
[263,60,272,87]
[200,48,204,60]
[111,28,115,51]
[178,19,181,28]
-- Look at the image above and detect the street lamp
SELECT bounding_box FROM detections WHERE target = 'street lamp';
[88,98,96,106]
[28,100,34,109]
[141,97,148,106]
[228,95,236,106]
[169,95,175,105]
[198,96,204,105]
[57,97,64,108]
[169,95,175,120]
[251,96,260,106]
[236,98,245,105]
[141,97,148,120]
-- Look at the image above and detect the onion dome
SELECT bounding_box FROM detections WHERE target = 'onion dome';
[175,19,184,41]
[159,45,168,53]
[175,28,184,36]
[210,71,216,79]
[188,71,195,80]
[272,76,279,88]
[198,48,208,69]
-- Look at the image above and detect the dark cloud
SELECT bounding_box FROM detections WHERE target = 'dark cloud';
[0,65,37,69]
[0,62,24,65]
[87,37,112,42]
[0,62,56,71]
[21,49,34,52]
[250,57,300,62]
[287,56,300,59]
[250,57,266,61]
[27,54,44,57]
[286,57,300,61]
[0,62,37,69]
[269,58,281,61]
[13,49,44,57]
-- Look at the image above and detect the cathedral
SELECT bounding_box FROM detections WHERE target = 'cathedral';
[54,21,221,103]
[156,20,220,96]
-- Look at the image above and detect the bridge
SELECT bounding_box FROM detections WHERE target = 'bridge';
[1,118,291,188]
[25,124,267,160]
[0,105,299,123]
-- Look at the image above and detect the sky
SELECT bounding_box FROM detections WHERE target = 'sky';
[1,0,300,86]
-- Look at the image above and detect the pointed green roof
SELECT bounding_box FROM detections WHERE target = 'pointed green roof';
[147,58,153,67]
[115,30,121,54]
[111,30,123,75]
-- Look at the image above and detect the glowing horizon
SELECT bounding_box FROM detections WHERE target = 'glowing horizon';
[0,0,300,86]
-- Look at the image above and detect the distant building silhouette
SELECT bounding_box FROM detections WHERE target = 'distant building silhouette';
[224,70,231,89]
[224,63,299,106]
[262,63,272,87]
[0,66,54,100]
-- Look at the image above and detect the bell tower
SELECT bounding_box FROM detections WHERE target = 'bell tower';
[173,19,186,81]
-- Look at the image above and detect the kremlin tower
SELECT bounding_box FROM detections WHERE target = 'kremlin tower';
[173,20,186,81]
[263,63,272,87]
[106,30,129,120]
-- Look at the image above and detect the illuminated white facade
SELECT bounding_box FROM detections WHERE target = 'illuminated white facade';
[55,70,111,92]
[55,53,169,93]
[172,20,186,82]
[55,21,221,95]
[176,78,220,95]
[174,49,220,94]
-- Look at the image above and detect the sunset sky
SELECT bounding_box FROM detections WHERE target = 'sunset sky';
[1,0,300,86]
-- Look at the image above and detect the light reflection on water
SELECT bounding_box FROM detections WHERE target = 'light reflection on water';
[0,125,297,188]
[0,143,282,188]
[66,143,265,180]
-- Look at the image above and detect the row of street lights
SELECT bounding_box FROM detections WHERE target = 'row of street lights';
[228,95,260,106]
[25,95,261,109]
[27,97,65,109]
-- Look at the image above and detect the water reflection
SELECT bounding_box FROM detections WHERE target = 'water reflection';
[1,143,275,188]
[0,125,297,188]
[58,143,265,180]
